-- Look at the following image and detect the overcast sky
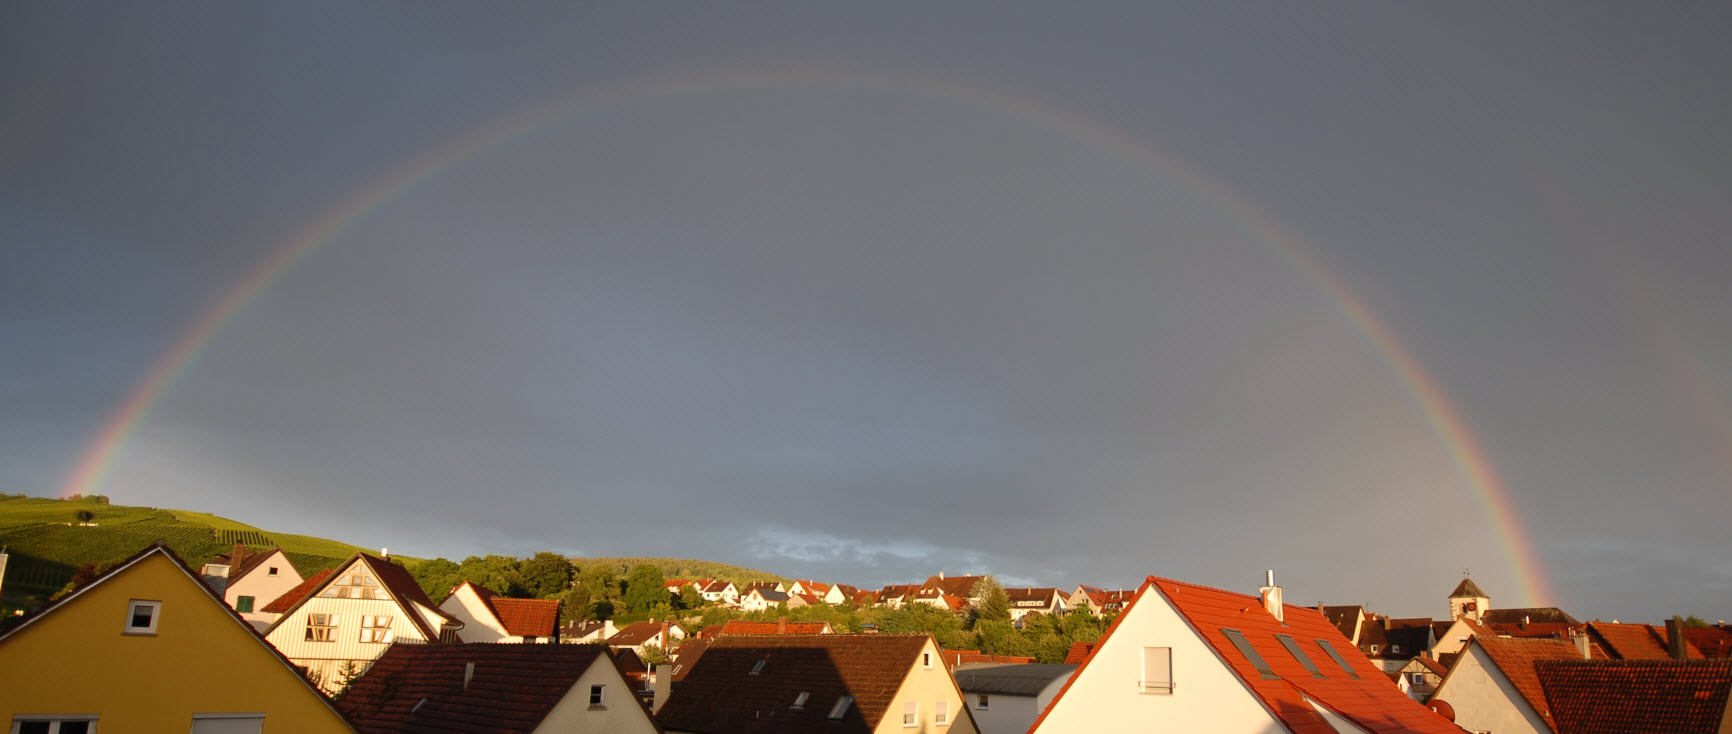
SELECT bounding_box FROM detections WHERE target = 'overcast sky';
[4,3,1730,621]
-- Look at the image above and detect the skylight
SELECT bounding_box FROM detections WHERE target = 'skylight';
[750,659,767,675]
[1221,628,1281,680]
[1314,639,1361,679]
[792,692,810,709]
[1274,634,1324,678]
[829,694,854,720]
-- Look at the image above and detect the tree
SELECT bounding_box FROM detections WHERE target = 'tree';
[1682,615,1711,629]
[412,558,463,603]
[73,509,95,523]
[520,552,575,599]
[677,585,704,610]
[559,586,593,624]
[640,643,669,667]
[969,576,1010,627]
[578,566,621,604]
[459,555,527,597]
[622,564,667,614]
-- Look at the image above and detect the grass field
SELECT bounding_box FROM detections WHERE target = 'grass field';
[0,496,421,609]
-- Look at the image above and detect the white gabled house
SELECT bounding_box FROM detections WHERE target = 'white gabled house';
[262,552,463,693]
[1029,573,1461,733]
[439,580,560,643]
[202,544,306,632]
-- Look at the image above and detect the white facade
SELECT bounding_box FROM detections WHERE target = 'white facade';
[532,654,662,734]
[961,670,1072,734]
[224,549,303,632]
[1030,586,1290,733]
[262,556,457,693]
[437,582,551,644]
[1428,641,1551,734]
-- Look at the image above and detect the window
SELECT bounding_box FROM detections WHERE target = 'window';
[935,700,949,725]
[267,567,279,577]
[359,615,394,643]
[923,652,932,669]
[902,701,917,727]
[828,695,853,720]
[976,694,989,710]
[1314,639,1361,679]
[1369,644,1379,654]
[305,613,339,642]
[319,571,387,599]
[1220,629,1280,680]
[1410,672,1427,684]
[12,719,96,734]
[125,600,161,635]
[1274,634,1324,678]
[750,659,767,675]
[588,684,606,709]
[792,692,809,709]
[1140,646,1173,693]
[235,596,254,614]
[1391,645,1401,654]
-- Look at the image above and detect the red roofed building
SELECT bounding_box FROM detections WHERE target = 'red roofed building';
[439,581,561,643]
[656,634,979,734]
[262,568,336,615]
[1583,620,1704,660]
[1029,573,1461,733]
[1685,625,1732,658]
[1004,587,1067,621]
[336,642,660,734]
[607,620,687,658]
[1430,634,1608,734]
[1534,658,1732,734]
[1067,585,1135,617]
[715,618,835,636]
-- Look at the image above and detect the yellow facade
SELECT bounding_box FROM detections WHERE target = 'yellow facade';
[0,547,353,733]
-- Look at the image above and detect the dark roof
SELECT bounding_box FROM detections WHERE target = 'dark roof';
[752,589,790,603]
[1536,658,1732,734]
[231,545,292,583]
[954,664,1075,696]
[336,643,644,733]
[717,620,834,635]
[669,638,712,683]
[1004,588,1062,604]
[609,620,684,647]
[1684,626,1732,658]
[1481,607,1579,625]
[1449,578,1489,599]
[656,634,935,734]
[1319,605,1363,641]
[261,568,336,613]
[921,575,986,597]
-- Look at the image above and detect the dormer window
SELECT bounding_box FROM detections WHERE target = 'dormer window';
[1391,644,1401,654]
[125,599,161,635]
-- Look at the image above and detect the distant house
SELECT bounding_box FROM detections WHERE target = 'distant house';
[876,584,922,609]
[740,587,789,613]
[336,642,660,734]
[656,634,980,734]
[938,651,1035,668]
[262,552,464,694]
[954,663,1074,734]
[698,579,739,605]
[201,544,306,632]
[921,574,987,603]
[1066,585,1134,617]
[0,543,353,733]
[607,620,687,657]
[1003,587,1066,621]
[561,619,618,644]
[787,591,822,609]
[439,581,560,643]
[1394,655,1450,702]
[1029,573,1460,733]
[1685,624,1732,658]
[714,618,835,636]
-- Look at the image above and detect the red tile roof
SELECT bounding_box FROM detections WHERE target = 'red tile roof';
[261,568,335,613]
[608,620,685,647]
[921,574,986,598]
[717,620,835,636]
[1062,641,1095,664]
[336,643,636,733]
[1684,626,1732,658]
[457,582,559,638]
[1037,577,1460,734]
[1587,621,1704,660]
[656,634,939,733]
[938,650,1033,667]
[1536,658,1732,734]
[230,545,292,583]
[1467,635,1606,731]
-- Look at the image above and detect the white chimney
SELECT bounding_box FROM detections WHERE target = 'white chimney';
[1258,570,1284,622]
[1574,633,1590,659]
[381,547,389,559]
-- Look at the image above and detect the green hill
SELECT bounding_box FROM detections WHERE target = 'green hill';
[0,495,416,609]
[572,556,788,587]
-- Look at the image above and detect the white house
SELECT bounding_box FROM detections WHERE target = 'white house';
[262,552,463,693]
[740,588,789,613]
[954,663,1074,734]
[200,545,305,632]
[1428,635,1595,734]
[1030,573,1461,733]
[439,581,560,643]
[606,620,686,658]
[1004,587,1067,622]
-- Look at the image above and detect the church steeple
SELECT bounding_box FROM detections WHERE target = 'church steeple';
[1448,576,1490,622]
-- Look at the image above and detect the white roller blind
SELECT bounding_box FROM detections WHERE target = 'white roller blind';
[190,715,264,734]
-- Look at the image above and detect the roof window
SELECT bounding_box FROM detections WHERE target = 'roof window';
[1220,628,1280,680]
[1314,639,1361,679]
[829,694,854,720]
[792,692,810,709]
[1274,634,1324,678]
[750,659,767,675]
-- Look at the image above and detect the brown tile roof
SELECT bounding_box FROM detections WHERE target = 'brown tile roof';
[1536,658,1732,734]
[1488,621,1583,639]
[717,620,835,636]
[1684,626,1732,658]
[1320,605,1364,642]
[1482,607,1580,625]
[1004,588,1062,605]
[669,638,712,683]
[1412,656,1450,677]
[1469,635,1606,731]
[656,634,935,734]
[609,620,685,647]
[230,545,291,583]
[336,643,639,733]
[1587,621,1704,660]
[457,582,559,638]
[938,650,1033,668]
[1450,578,1489,599]
[921,574,986,598]
[1062,641,1095,665]
[876,584,921,601]
[261,568,336,613]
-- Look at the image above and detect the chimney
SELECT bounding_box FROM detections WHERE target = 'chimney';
[381,547,389,560]
[1258,570,1284,622]
[652,663,672,713]
[660,621,670,647]
[1666,617,1687,660]
[778,616,787,634]
[463,662,475,690]
[1574,633,1590,659]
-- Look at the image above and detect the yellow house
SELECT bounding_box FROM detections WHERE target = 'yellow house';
[0,542,354,733]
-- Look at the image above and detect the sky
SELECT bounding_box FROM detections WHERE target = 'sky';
[3,3,1730,622]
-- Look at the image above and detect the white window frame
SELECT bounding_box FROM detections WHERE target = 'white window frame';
[10,716,99,733]
[902,700,918,727]
[306,613,339,642]
[189,713,264,734]
[935,700,949,725]
[359,615,394,643]
[1140,646,1173,694]
[124,600,161,636]
[588,684,606,709]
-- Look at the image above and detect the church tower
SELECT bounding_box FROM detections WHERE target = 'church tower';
[1449,577,1490,621]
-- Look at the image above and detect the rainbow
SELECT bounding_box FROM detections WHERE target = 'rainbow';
[58,65,1554,605]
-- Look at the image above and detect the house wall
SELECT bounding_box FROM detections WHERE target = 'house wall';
[264,561,438,693]
[875,639,978,734]
[1431,619,1476,656]
[534,656,660,734]
[1428,644,1549,734]
[225,550,303,631]
[0,551,352,732]
[1031,588,1284,734]
[440,586,515,644]
[965,674,1071,734]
